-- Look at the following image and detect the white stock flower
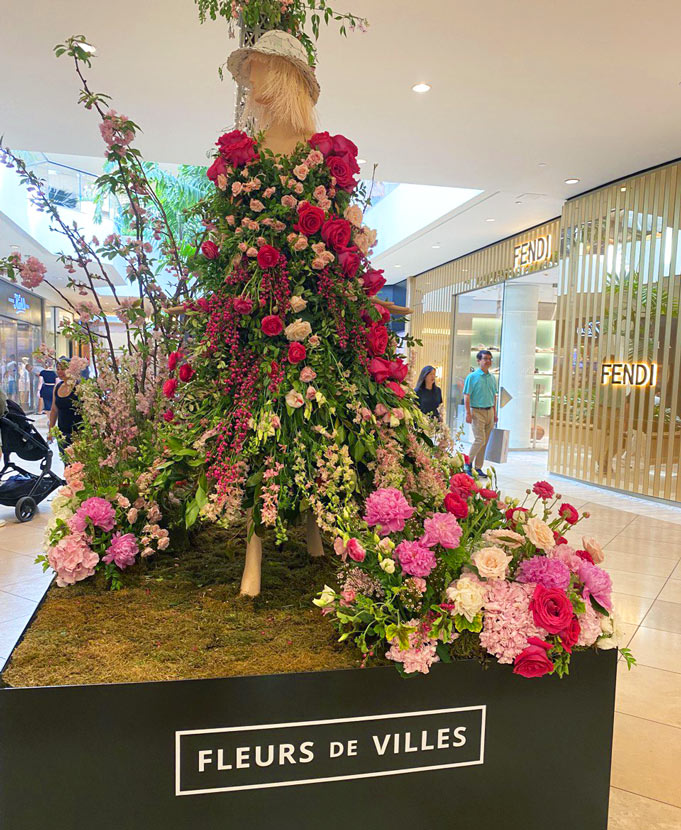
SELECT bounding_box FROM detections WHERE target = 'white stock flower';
[312,585,336,608]
[446,577,485,622]
[380,558,396,574]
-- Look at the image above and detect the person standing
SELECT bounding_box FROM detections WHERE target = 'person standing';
[463,349,498,478]
[49,359,82,454]
[414,364,443,420]
[38,363,57,414]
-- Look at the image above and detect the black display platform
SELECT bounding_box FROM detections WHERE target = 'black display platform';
[0,650,617,830]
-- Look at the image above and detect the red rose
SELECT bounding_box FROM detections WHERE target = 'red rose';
[261,315,283,336]
[444,491,469,519]
[529,584,574,634]
[216,130,258,167]
[559,617,581,654]
[162,378,178,399]
[337,247,361,277]
[532,480,555,500]
[378,306,391,323]
[575,549,595,565]
[369,357,392,383]
[206,156,227,183]
[287,342,306,364]
[513,637,554,678]
[233,296,253,314]
[308,131,334,156]
[332,134,359,162]
[386,381,406,398]
[196,297,211,312]
[294,202,326,236]
[326,155,357,192]
[321,218,353,252]
[559,502,579,525]
[478,488,498,500]
[367,323,389,356]
[201,240,219,259]
[168,350,183,371]
[389,359,409,382]
[178,363,195,382]
[362,269,386,297]
[162,409,174,422]
[450,473,476,494]
[257,245,280,269]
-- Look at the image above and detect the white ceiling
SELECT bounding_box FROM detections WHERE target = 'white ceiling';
[2,0,681,285]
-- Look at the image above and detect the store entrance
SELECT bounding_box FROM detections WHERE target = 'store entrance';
[449,269,558,451]
[0,316,43,413]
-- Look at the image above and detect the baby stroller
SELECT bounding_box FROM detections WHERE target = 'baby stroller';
[0,397,64,522]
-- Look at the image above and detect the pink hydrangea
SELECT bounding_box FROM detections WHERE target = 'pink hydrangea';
[47,533,99,587]
[516,555,571,590]
[578,560,613,611]
[577,601,602,646]
[386,620,439,675]
[394,540,438,578]
[479,580,547,664]
[421,513,463,550]
[69,496,116,533]
[363,488,414,535]
[102,532,139,569]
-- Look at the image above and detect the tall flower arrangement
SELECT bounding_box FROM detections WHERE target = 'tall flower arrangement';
[316,477,636,677]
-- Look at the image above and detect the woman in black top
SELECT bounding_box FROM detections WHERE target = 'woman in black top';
[49,361,82,452]
[38,366,57,413]
[415,364,443,420]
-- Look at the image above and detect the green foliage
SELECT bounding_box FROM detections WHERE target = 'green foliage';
[619,647,637,670]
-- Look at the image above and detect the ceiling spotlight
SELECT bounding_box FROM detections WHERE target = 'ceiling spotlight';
[412,83,431,94]
[357,158,367,165]
[538,162,548,168]
[564,178,580,184]
[432,244,441,249]
[485,218,495,222]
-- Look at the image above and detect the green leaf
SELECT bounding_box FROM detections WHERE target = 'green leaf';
[185,500,200,529]
[454,613,483,633]
[436,643,453,663]
[352,439,365,462]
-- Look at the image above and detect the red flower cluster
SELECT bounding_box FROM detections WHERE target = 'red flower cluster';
[532,480,555,500]
[308,131,360,192]
[294,202,325,236]
[215,130,258,167]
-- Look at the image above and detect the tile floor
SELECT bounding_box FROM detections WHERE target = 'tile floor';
[0,446,680,827]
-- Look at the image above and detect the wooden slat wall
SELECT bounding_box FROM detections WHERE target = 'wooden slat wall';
[549,161,681,502]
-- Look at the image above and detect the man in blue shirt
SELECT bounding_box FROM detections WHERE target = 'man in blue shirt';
[463,350,498,478]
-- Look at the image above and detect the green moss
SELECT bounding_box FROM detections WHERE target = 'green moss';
[2,523,366,688]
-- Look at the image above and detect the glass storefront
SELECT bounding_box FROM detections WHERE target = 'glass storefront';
[0,280,44,413]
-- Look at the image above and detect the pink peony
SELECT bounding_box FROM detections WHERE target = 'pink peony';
[578,560,613,611]
[394,540,437,578]
[70,496,116,533]
[102,532,139,569]
[364,487,415,535]
[516,555,571,590]
[48,533,99,587]
[422,513,463,550]
[550,543,583,572]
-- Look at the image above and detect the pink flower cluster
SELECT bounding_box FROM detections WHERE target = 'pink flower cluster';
[386,620,439,675]
[69,497,116,533]
[102,532,139,569]
[47,533,99,587]
[421,512,462,550]
[516,555,571,590]
[479,580,547,664]
[18,256,47,289]
[364,487,414,535]
[394,540,437,578]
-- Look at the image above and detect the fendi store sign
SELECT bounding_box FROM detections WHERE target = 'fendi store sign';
[600,362,658,387]
[513,234,552,270]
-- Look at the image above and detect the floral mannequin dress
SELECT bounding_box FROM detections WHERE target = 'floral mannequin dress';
[160,130,450,541]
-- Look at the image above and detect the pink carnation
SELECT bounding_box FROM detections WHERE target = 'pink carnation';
[577,601,602,646]
[479,580,547,664]
[364,488,415,535]
[102,532,139,569]
[532,480,555,500]
[394,540,437,578]
[516,555,571,590]
[421,513,463,550]
[578,560,613,611]
[47,533,99,587]
[549,543,583,572]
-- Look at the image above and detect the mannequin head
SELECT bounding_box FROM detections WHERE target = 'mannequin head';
[244,53,316,137]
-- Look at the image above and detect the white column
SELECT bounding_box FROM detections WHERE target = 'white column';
[498,283,539,449]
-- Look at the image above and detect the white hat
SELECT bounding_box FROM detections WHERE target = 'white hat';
[227,30,320,104]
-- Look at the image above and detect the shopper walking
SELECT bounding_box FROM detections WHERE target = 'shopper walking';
[37,364,57,414]
[415,364,443,420]
[463,350,498,478]
[49,359,82,453]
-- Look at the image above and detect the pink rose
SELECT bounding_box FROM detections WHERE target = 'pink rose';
[300,367,317,382]
[513,637,554,678]
[362,269,386,296]
[261,315,284,336]
[529,584,574,634]
[321,218,353,252]
[178,363,194,382]
[206,156,227,183]
[346,538,366,562]
[337,246,361,277]
[163,378,178,399]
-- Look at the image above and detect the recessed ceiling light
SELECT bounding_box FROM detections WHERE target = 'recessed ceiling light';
[412,83,431,94]
[432,244,441,249]
[515,200,523,204]
[485,218,495,222]
[357,158,367,165]
[538,162,548,168]
[564,178,580,184]
[393,264,402,268]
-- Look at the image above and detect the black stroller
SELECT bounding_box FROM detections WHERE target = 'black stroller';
[0,398,64,522]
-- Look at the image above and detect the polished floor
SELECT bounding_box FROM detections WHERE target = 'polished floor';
[0,447,680,827]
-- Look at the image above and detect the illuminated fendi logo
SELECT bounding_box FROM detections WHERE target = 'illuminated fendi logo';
[513,234,552,270]
[601,362,658,387]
